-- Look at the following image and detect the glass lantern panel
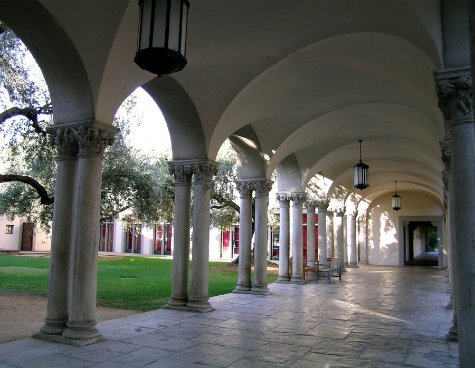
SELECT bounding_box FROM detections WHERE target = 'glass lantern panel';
[152,0,167,48]
[139,0,153,50]
[180,2,188,55]
[167,0,181,52]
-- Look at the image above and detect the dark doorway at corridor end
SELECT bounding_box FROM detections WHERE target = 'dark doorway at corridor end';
[404,221,438,267]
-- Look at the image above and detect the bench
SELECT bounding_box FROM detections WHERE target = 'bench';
[316,258,343,284]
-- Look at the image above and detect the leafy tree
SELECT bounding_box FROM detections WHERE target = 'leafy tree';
[0,23,241,234]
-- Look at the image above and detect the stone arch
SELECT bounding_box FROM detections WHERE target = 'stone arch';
[228,125,266,180]
[0,0,93,124]
[142,76,207,160]
[276,154,304,192]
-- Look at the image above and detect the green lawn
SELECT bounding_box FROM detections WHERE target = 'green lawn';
[0,255,277,311]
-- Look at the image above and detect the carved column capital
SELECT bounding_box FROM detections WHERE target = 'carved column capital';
[251,180,273,197]
[72,126,115,156]
[289,192,306,207]
[191,160,219,189]
[434,67,472,123]
[276,193,291,207]
[305,200,317,210]
[168,161,193,186]
[335,207,346,217]
[48,127,78,158]
[316,199,330,211]
[235,180,253,197]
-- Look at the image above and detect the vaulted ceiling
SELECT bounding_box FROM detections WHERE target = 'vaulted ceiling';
[3,0,445,207]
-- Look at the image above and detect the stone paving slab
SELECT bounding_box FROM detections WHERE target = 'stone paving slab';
[0,265,459,367]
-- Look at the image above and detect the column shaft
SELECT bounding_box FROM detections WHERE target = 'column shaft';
[63,126,115,345]
[277,194,290,282]
[252,180,272,294]
[335,209,346,271]
[166,163,192,308]
[306,203,316,267]
[290,193,305,284]
[435,67,473,365]
[317,201,329,263]
[40,129,78,335]
[348,212,358,267]
[188,161,217,312]
[327,211,334,259]
[234,182,253,292]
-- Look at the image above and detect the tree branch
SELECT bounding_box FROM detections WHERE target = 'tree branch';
[0,174,54,205]
[212,192,240,213]
[0,103,52,136]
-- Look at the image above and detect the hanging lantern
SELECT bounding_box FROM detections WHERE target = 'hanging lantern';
[353,140,369,190]
[134,0,190,75]
[392,181,402,211]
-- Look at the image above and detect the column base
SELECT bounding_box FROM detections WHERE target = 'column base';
[447,324,458,341]
[33,332,103,346]
[233,286,252,294]
[187,298,215,313]
[251,285,271,295]
[290,277,305,285]
[276,275,290,283]
[61,322,103,346]
[165,295,188,309]
[348,263,359,268]
[39,318,67,335]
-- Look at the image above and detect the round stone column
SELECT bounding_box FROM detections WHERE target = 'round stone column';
[251,180,273,294]
[187,161,218,312]
[306,202,316,267]
[335,208,346,271]
[435,68,474,363]
[234,181,253,293]
[317,200,329,263]
[348,211,358,268]
[39,128,78,336]
[440,140,457,341]
[276,193,290,282]
[290,193,306,284]
[166,162,193,308]
[327,210,334,259]
[63,125,115,345]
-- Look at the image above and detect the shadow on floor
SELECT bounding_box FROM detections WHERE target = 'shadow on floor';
[406,251,438,266]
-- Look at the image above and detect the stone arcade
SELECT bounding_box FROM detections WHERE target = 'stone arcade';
[0,0,474,366]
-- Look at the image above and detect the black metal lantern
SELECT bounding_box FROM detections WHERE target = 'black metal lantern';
[392,181,402,211]
[353,140,369,190]
[135,0,190,75]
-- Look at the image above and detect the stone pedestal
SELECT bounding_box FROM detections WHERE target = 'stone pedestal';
[276,193,290,283]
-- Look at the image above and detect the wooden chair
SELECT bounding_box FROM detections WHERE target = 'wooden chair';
[316,258,343,283]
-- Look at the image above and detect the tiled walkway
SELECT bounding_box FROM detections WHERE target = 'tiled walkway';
[0,265,458,367]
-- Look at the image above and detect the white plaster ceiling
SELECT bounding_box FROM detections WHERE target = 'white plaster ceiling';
[28,0,446,206]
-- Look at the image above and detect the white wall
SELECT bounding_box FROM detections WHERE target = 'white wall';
[0,217,21,250]
[366,191,443,266]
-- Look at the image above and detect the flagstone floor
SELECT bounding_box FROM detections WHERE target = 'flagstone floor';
[0,265,458,367]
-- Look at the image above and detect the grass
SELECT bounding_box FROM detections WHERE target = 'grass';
[0,255,277,311]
